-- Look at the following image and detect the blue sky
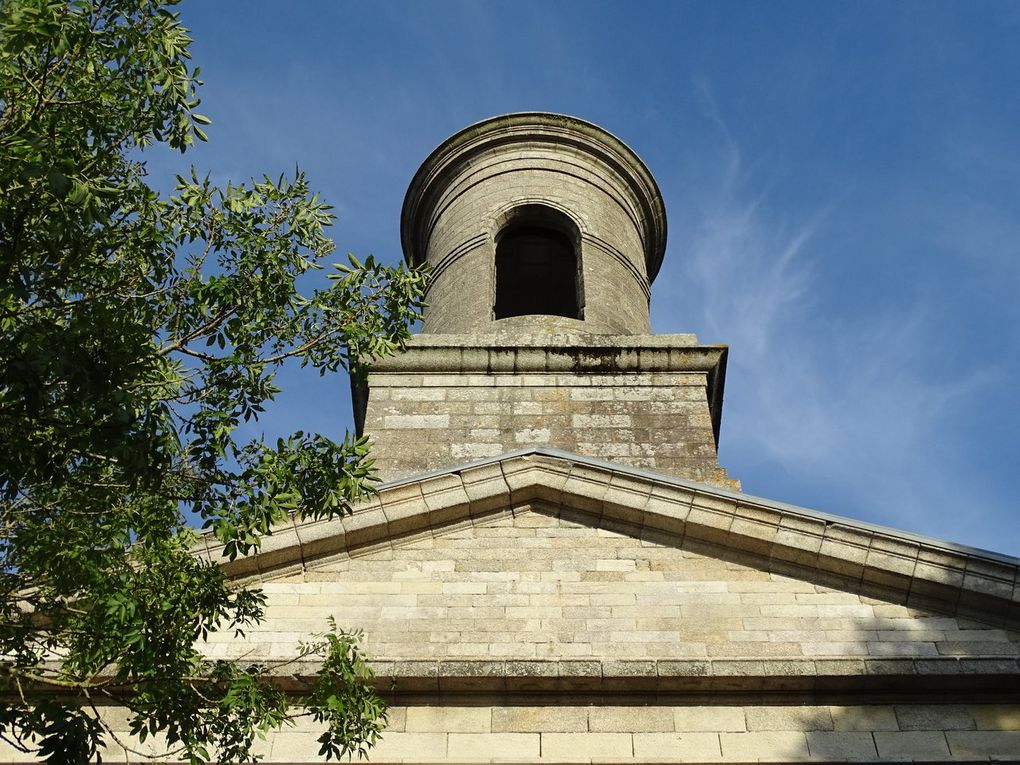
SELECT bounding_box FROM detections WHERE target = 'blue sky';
[152,1,1020,555]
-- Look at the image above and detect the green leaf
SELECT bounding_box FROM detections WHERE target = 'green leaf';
[46,170,71,196]
[0,1,428,760]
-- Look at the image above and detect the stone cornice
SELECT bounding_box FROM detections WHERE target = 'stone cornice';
[367,334,725,375]
[263,656,1020,700]
[202,449,1020,630]
[27,657,1019,702]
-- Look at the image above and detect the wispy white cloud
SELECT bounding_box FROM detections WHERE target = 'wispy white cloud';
[655,131,1008,551]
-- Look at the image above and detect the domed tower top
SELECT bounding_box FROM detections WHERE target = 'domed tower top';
[401,113,667,335]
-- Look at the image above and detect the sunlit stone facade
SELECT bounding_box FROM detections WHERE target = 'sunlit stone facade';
[28,115,1019,765]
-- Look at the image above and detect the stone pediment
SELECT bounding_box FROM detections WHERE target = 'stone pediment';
[193,448,1020,700]
[207,447,1020,632]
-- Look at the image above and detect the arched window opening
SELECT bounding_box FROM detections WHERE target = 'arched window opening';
[494,209,582,320]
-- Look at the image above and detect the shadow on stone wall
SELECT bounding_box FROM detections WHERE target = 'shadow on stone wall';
[752,605,1020,762]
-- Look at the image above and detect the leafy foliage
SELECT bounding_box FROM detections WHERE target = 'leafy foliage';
[0,1,428,761]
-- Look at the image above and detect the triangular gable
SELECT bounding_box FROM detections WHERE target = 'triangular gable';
[201,448,1020,633]
[201,493,1020,698]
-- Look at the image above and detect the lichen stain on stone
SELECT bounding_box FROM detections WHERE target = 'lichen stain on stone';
[571,347,624,374]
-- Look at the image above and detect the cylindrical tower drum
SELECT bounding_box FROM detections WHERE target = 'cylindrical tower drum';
[401,113,667,335]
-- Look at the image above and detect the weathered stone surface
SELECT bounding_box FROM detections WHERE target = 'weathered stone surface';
[631,732,722,761]
[806,731,879,760]
[745,706,833,732]
[945,730,1020,758]
[446,732,540,760]
[491,707,588,733]
[363,340,735,488]
[894,703,977,731]
[673,707,745,732]
[367,732,449,761]
[719,731,809,760]
[588,706,673,732]
[405,707,491,732]
[873,730,951,759]
[830,706,900,731]
[542,732,633,760]
[972,704,1020,730]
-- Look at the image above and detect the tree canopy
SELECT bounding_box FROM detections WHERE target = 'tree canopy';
[0,1,429,762]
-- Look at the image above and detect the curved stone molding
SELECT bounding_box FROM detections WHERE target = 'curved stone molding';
[400,113,667,335]
[425,232,487,288]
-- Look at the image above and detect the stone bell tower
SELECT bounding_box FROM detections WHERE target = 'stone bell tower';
[357,113,736,489]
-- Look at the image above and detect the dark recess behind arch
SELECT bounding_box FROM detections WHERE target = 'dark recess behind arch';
[494,208,582,320]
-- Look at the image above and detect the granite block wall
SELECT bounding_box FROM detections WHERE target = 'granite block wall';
[364,370,735,488]
[203,509,1020,663]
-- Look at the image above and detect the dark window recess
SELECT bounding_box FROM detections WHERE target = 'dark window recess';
[494,226,580,319]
